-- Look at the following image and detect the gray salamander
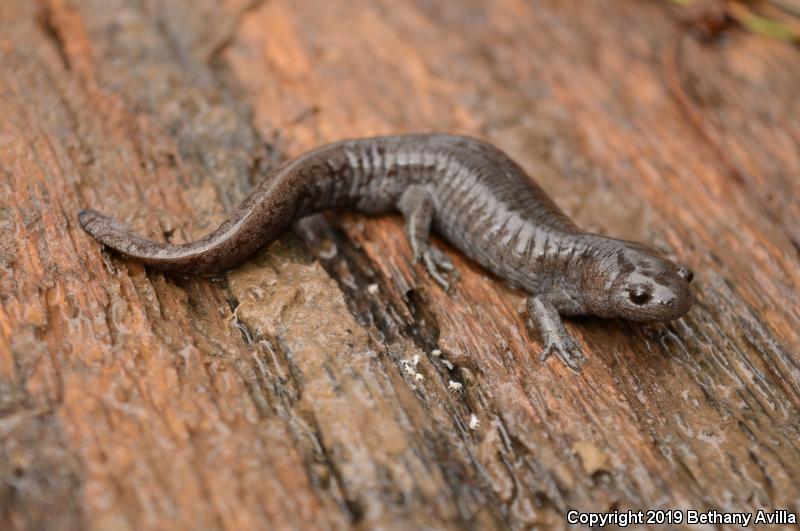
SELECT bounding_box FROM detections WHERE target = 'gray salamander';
[79,134,693,371]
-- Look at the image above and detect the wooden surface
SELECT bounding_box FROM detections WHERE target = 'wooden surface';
[1,1,799,529]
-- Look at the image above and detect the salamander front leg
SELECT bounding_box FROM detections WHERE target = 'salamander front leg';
[526,295,586,372]
[397,185,459,292]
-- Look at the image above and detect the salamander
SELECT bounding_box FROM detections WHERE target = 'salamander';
[79,134,694,371]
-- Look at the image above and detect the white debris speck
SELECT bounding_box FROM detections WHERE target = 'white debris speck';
[319,242,338,259]
[431,349,442,357]
[469,414,479,430]
[367,283,379,294]
[442,359,454,370]
[448,380,463,394]
[401,356,425,384]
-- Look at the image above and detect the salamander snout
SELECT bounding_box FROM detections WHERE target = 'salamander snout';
[676,265,694,283]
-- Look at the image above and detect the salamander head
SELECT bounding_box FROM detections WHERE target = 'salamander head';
[593,242,693,322]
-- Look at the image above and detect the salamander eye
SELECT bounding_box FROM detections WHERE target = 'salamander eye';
[677,266,694,283]
[629,285,652,305]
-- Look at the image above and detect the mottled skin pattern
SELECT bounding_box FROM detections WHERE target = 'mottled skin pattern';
[79,135,694,371]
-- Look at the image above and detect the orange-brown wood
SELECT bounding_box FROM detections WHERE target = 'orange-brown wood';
[1,1,798,529]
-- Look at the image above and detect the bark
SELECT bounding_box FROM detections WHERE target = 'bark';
[1,0,798,530]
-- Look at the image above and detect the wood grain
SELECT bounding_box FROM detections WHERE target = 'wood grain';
[1,0,798,529]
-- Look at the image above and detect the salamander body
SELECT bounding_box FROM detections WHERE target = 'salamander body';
[79,135,694,370]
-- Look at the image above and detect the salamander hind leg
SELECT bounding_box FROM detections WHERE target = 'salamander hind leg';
[526,295,586,372]
[397,185,459,292]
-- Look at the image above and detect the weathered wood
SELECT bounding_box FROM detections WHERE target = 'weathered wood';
[1,0,798,530]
